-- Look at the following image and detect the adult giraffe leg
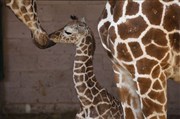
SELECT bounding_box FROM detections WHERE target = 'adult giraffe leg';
[113,65,143,119]
[6,0,55,49]
[98,16,143,119]
[114,64,167,119]
[135,74,167,119]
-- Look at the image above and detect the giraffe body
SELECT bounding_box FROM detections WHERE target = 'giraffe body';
[6,1,124,118]
[6,0,180,119]
[6,0,123,119]
[98,0,180,119]
[50,16,124,119]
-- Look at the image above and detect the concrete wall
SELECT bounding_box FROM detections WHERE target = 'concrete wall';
[1,0,180,116]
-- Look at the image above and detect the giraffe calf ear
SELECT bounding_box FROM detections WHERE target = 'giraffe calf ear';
[70,15,78,20]
[80,17,86,23]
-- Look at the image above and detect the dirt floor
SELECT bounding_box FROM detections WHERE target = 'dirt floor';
[1,114,180,119]
[1,111,77,119]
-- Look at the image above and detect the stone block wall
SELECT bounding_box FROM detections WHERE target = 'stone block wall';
[1,0,179,116]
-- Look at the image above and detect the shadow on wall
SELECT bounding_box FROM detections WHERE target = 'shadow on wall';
[0,0,5,117]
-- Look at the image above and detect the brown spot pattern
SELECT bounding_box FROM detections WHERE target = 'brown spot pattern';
[86,67,93,73]
[142,28,167,46]
[89,106,98,117]
[160,54,170,70]
[107,25,116,55]
[95,83,102,90]
[99,21,110,47]
[125,108,135,119]
[136,58,158,74]
[109,26,117,43]
[137,77,151,95]
[109,0,117,14]
[74,75,84,82]
[126,1,139,16]
[81,45,88,51]
[148,90,166,103]
[142,0,163,25]
[123,64,135,76]
[169,32,180,52]
[85,89,93,100]
[113,1,124,22]
[76,83,86,93]
[163,4,180,31]
[132,97,139,110]
[146,44,168,60]
[114,73,120,84]
[175,56,180,66]
[87,71,93,78]
[101,8,107,19]
[86,59,93,67]
[12,0,19,9]
[117,43,133,62]
[142,98,164,117]
[159,115,166,119]
[119,87,129,103]
[153,80,162,90]
[142,98,153,117]
[97,103,110,115]
[21,6,27,13]
[100,90,109,102]
[27,22,33,28]
[74,66,86,73]
[87,79,95,88]
[129,42,143,58]
[159,73,166,88]
[118,16,148,39]
[79,96,91,106]
[152,65,160,79]
[91,87,99,96]
[24,15,30,22]
[75,56,88,62]
[23,0,31,6]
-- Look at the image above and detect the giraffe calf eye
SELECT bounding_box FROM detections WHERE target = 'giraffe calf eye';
[65,31,72,35]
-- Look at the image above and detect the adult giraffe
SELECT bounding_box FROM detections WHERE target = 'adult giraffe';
[6,0,55,49]
[98,0,180,119]
[6,0,180,119]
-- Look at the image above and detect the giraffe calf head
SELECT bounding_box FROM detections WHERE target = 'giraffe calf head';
[50,16,92,46]
[63,16,88,38]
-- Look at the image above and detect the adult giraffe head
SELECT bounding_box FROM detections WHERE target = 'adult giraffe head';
[6,0,56,49]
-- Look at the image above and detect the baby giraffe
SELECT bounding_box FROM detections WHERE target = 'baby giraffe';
[50,16,123,119]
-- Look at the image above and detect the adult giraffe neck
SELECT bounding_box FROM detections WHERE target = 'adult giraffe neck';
[6,0,56,49]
